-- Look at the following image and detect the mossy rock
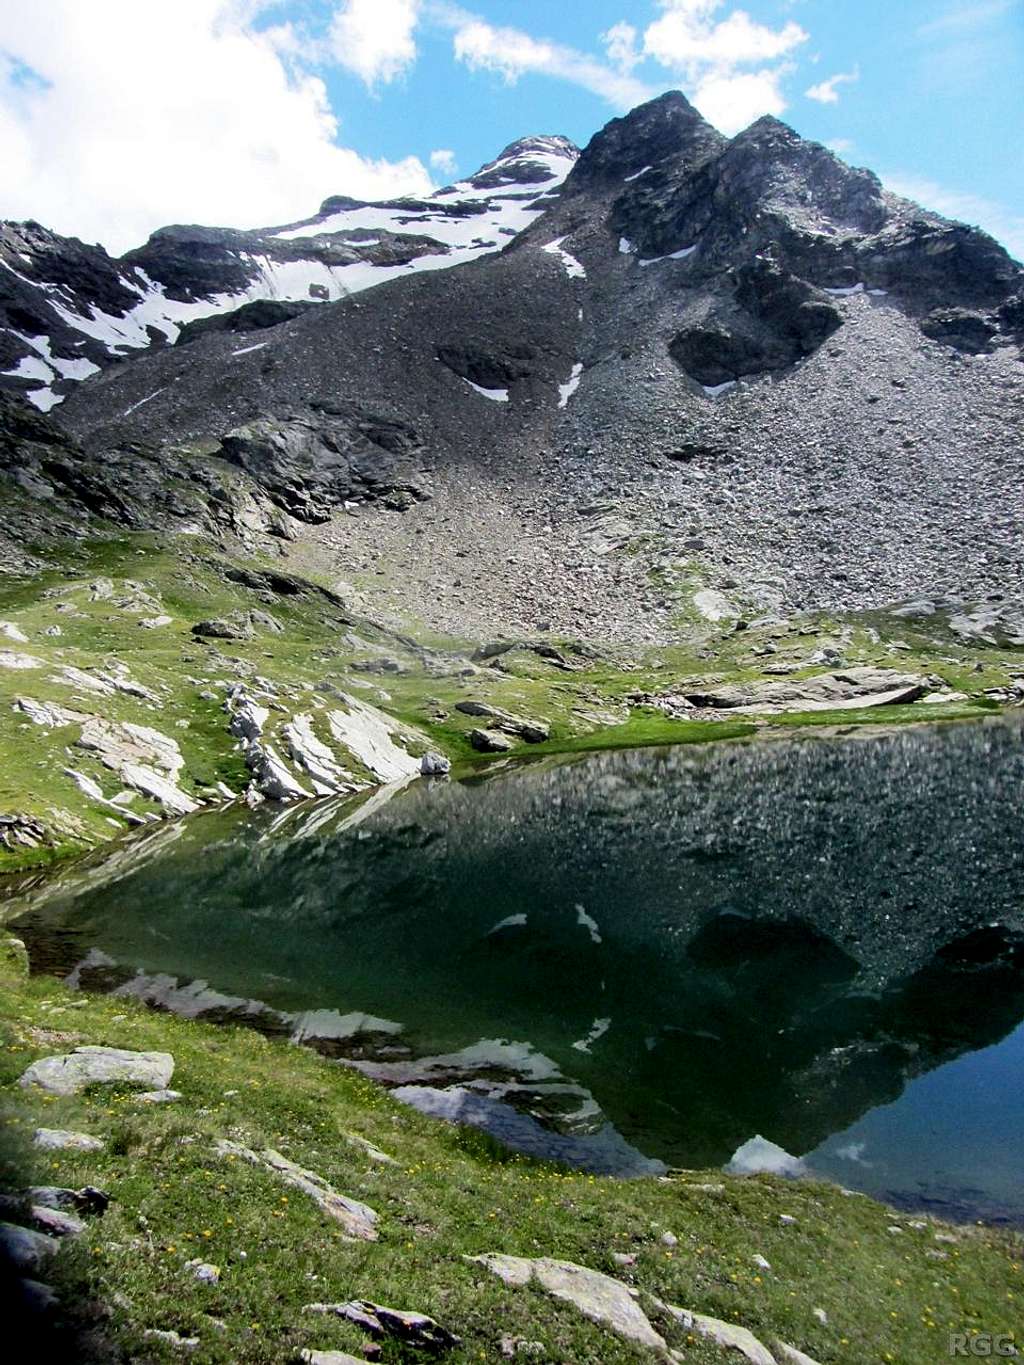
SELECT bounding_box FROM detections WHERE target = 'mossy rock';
[0,934,30,981]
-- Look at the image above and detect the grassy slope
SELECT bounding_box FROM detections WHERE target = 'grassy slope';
[1,951,1021,1365]
[0,528,1018,873]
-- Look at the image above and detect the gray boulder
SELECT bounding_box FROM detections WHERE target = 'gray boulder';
[420,751,451,776]
[21,1045,174,1096]
[0,1222,59,1274]
[457,700,550,743]
[33,1129,105,1152]
[190,613,254,641]
[468,728,516,753]
[470,1254,666,1351]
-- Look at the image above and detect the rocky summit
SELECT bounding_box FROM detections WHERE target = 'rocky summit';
[0,90,1022,863]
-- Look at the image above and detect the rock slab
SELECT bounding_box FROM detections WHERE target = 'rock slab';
[214,1139,378,1240]
[470,1254,666,1351]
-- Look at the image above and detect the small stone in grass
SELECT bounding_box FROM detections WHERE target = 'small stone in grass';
[143,1329,200,1351]
[185,1259,221,1284]
[779,1214,797,1226]
[136,1089,183,1104]
[812,1307,828,1325]
[299,1352,366,1365]
[660,1231,678,1247]
[752,1254,771,1271]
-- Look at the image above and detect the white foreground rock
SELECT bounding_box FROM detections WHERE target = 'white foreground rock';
[470,1254,666,1351]
[773,1343,823,1365]
[21,1045,174,1096]
[15,696,89,728]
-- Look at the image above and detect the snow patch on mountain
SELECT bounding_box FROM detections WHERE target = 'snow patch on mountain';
[0,134,579,410]
[558,363,584,409]
[464,379,509,403]
[542,238,587,281]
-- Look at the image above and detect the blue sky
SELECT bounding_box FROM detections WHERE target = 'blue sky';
[1,0,1021,256]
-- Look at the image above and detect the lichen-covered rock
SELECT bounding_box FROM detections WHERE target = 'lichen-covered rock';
[300,1352,365,1365]
[0,934,29,980]
[191,613,254,641]
[454,700,549,743]
[681,667,926,714]
[29,1204,85,1237]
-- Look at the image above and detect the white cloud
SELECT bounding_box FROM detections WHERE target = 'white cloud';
[805,67,858,104]
[636,0,808,134]
[692,68,789,134]
[916,0,1016,38]
[643,1,808,77]
[328,0,420,87]
[0,0,434,255]
[451,18,655,109]
[430,147,458,176]
[603,21,642,73]
[883,172,1024,263]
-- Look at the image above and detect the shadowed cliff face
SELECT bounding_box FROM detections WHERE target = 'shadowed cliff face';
[9,716,1024,1202]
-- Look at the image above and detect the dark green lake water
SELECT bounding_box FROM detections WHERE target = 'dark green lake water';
[8,715,1024,1222]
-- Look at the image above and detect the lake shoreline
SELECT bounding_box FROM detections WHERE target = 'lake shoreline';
[2,941,1022,1364]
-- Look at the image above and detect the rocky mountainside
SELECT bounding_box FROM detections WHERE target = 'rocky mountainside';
[0,136,578,412]
[40,90,1024,629]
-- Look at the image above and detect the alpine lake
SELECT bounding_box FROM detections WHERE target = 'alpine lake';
[6,714,1023,1224]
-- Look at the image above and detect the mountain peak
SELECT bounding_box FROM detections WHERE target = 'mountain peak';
[493,135,579,163]
[454,136,578,195]
[566,89,725,191]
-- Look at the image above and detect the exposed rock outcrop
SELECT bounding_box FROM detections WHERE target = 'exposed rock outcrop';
[214,1140,378,1240]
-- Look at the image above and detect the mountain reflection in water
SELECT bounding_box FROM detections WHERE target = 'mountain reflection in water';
[8,715,1024,1221]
